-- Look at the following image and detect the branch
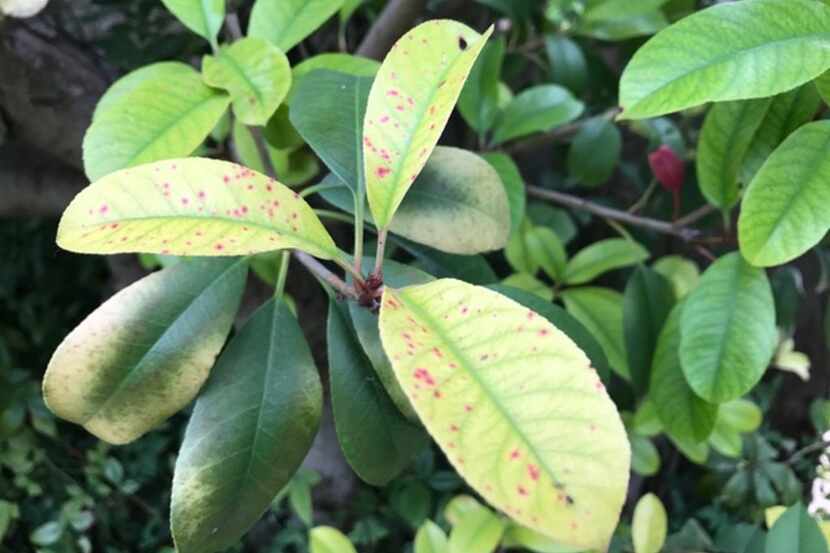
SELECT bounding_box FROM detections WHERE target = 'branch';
[293,251,358,300]
[356,0,427,60]
[526,185,703,242]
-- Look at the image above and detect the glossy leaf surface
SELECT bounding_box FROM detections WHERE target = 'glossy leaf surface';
[739,121,830,267]
[650,303,718,444]
[379,279,629,550]
[171,300,322,553]
[564,238,649,285]
[619,0,830,119]
[680,252,777,403]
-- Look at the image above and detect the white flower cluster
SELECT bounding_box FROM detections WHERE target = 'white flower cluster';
[0,0,48,18]
[809,430,830,518]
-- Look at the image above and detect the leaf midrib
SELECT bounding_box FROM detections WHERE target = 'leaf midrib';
[394,288,566,487]
[628,33,830,112]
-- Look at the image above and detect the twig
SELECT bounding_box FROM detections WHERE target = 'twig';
[526,185,703,242]
[356,0,427,59]
[293,251,358,300]
[674,203,718,227]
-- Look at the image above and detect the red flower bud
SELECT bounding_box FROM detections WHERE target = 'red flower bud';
[648,145,684,192]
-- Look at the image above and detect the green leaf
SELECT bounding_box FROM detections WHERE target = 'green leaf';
[619,0,830,119]
[57,157,340,260]
[171,299,322,553]
[458,37,505,133]
[30,521,63,546]
[83,63,229,181]
[349,259,434,421]
[739,121,830,267]
[505,219,539,275]
[561,287,629,380]
[249,0,345,52]
[718,398,762,434]
[545,35,588,95]
[415,520,449,553]
[327,301,429,486]
[445,495,487,526]
[379,279,630,550]
[482,152,526,237]
[679,252,777,402]
[766,503,828,553]
[391,480,432,528]
[385,147,510,254]
[739,85,821,184]
[577,8,668,41]
[564,238,649,285]
[652,255,699,299]
[526,203,576,244]
[632,493,668,553]
[161,0,224,46]
[310,526,358,553]
[696,98,772,210]
[502,273,553,302]
[525,227,567,283]
[491,283,613,394]
[448,507,505,553]
[364,21,493,229]
[232,122,319,187]
[630,434,660,476]
[816,70,830,105]
[567,117,622,187]
[397,239,498,285]
[43,258,246,444]
[202,37,291,126]
[290,70,372,190]
[623,266,675,396]
[501,523,583,553]
[292,53,380,81]
[650,302,718,444]
[491,85,584,145]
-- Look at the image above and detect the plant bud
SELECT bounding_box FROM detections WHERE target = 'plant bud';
[648,145,684,192]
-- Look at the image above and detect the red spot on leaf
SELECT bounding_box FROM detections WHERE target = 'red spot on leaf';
[528,464,540,481]
[376,166,391,179]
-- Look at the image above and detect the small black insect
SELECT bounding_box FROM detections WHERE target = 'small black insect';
[458,36,468,50]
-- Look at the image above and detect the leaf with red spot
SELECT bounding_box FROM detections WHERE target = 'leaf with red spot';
[378,279,630,551]
[56,157,341,261]
[363,20,494,229]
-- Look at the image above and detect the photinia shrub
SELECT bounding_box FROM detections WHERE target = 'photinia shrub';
[36,0,830,551]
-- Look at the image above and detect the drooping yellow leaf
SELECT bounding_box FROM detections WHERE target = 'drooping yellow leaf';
[378,279,630,551]
[57,157,339,260]
[364,20,493,229]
